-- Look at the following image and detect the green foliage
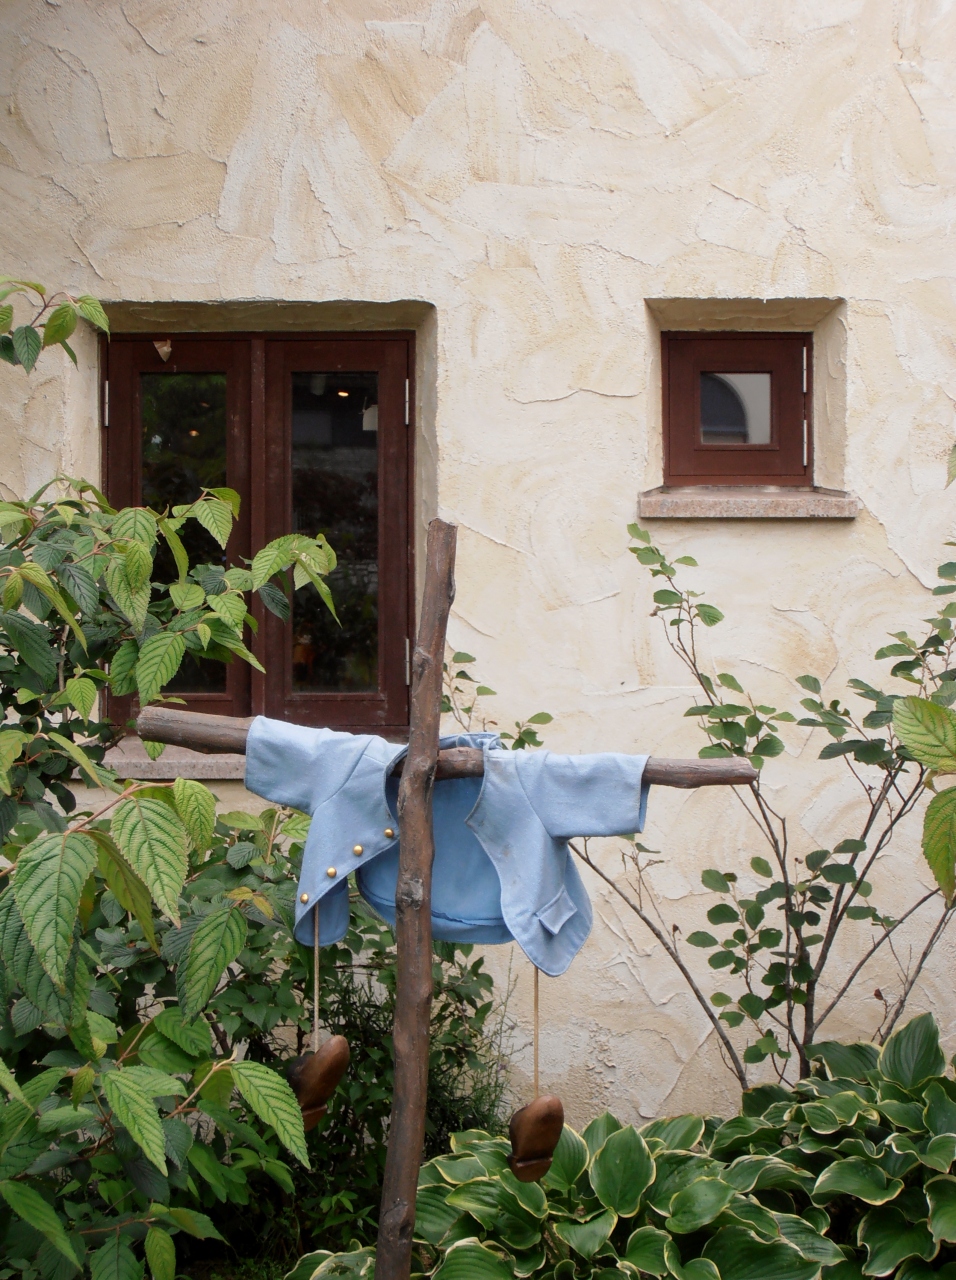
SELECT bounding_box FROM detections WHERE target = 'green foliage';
[306,1013,956,1280]
[0,478,335,830]
[0,277,108,371]
[609,525,956,1084]
[0,780,508,1277]
[442,651,552,748]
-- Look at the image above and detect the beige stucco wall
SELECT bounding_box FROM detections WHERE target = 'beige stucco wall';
[2,0,956,1127]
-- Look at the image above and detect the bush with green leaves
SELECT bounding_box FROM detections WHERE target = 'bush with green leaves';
[294,1011,956,1280]
[0,476,336,827]
[0,277,108,372]
[0,772,509,1280]
[568,524,956,1087]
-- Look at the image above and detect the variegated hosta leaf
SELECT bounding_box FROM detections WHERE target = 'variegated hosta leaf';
[111,796,189,925]
[231,1060,309,1168]
[180,905,247,1019]
[12,831,98,988]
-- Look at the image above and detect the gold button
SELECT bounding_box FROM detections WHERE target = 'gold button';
[353,844,364,856]
[384,828,395,839]
[327,867,337,878]
[299,893,309,904]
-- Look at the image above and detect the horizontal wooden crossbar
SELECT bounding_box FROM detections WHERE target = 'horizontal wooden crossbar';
[134,706,757,788]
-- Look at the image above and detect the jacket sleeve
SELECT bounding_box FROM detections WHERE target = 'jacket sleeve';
[244,716,370,816]
[514,749,650,840]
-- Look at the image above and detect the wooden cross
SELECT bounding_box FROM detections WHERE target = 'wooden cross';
[136,518,755,1280]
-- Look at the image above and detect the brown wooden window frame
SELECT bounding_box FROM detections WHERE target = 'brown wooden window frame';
[103,331,414,736]
[662,331,812,487]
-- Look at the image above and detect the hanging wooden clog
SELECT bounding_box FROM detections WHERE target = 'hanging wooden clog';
[287,1035,351,1131]
[286,902,350,1132]
[507,966,564,1181]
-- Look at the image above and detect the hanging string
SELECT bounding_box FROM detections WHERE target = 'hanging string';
[312,901,320,1055]
[533,964,539,1100]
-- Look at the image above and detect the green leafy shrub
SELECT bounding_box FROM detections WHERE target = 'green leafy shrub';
[0,477,335,823]
[297,1011,956,1280]
[570,525,956,1086]
[0,779,509,1278]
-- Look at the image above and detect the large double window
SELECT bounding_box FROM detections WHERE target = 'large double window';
[104,334,413,733]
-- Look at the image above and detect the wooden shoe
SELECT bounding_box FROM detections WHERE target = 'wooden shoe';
[507,1094,564,1182]
[286,1035,350,1132]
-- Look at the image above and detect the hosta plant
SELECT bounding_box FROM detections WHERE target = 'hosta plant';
[291,1012,956,1280]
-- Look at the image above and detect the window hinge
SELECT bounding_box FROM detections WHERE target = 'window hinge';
[802,344,808,394]
[803,419,808,468]
[405,637,411,686]
[102,380,109,428]
[404,379,409,426]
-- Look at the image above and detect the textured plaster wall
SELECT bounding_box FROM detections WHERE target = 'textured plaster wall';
[1,0,955,1127]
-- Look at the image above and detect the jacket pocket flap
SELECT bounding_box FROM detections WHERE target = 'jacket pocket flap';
[535,884,577,936]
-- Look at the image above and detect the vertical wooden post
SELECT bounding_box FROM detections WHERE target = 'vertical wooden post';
[375,519,457,1280]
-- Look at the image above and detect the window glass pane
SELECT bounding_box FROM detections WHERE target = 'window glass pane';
[140,373,228,693]
[700,372,771,444]
[291,371,378,693]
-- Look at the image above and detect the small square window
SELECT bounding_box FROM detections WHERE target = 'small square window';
[662,332,811,486]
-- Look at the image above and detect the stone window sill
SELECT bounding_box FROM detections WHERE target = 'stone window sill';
[637,486,859,520]
[103,738,245,781]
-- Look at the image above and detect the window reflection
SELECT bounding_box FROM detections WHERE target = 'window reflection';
[291,371,378,693]
[700,372,771,445]
[140,373,228,693]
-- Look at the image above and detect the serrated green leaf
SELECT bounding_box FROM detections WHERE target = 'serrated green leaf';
[171,777,216,852]
[76,295,110,334]
[0,304,12,334]
[106,558,150,631]
[12,324,41,372]
[112,506,158,546]
[63,675,97,722]
[135,631,185,704]
[124,538,153,593]
[922,787,956,905]
[169,582,204,611]
[41,302,77,348]
[162,1206,222,1239]
[181,905,247,1019]
[207,591,246,632]
[103,1069,167,1174]
[111,796,188,924]
[231,1059,309,1168]
[47,731,104,788]
[191,496,233,549]
[2,608,57,683]
[893,697,956,770]
[90,1235,141,1280]
[145,1227,175,1280]
[696,603,724,627]
[109,639,139,695]
[0,1179,78,1265]
[12,831,97,988]
[158,517,188,584]
[93,832,157,950]
[153,1007,212,1058]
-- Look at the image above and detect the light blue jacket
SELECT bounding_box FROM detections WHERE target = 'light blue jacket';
[244,718,650,977]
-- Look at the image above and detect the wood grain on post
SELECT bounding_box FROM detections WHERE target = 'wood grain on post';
[134,707,758,788]
[375,518,457,1280]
